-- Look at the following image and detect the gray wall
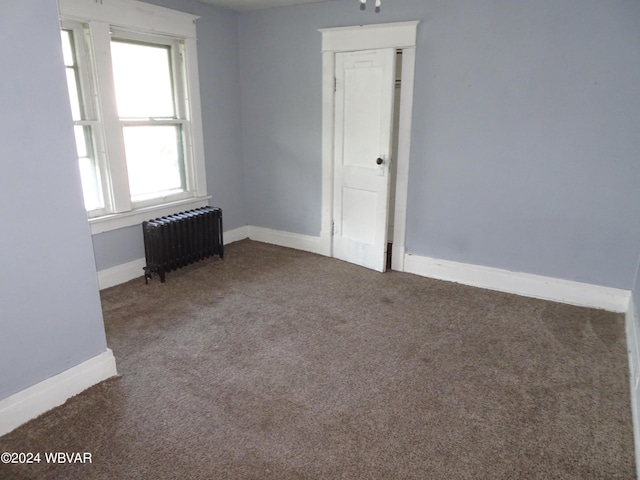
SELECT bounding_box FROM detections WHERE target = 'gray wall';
[0,0,108,399]
[239,0,640,289]
[92,0,245,272]
[404,0,640,289]
[239,10,324,235]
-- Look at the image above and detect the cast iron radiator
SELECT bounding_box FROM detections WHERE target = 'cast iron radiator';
[142,206,223,283]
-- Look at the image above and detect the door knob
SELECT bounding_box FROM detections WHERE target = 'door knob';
[376,157,384,165]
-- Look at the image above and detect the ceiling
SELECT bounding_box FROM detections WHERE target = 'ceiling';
[192,0,334,12]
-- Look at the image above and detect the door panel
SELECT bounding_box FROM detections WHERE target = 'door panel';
[342,187,376,243]
[333,48,396,272]
[343,66,383,168]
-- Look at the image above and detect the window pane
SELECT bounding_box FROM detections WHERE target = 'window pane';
[61,30,75,67]
[74,126,88,158]
[111,40,175,118]
[79,155,103,212]
[123,125,184,202]
[75,126,103,211]
[61,30,83,120]
[65,68,82,121]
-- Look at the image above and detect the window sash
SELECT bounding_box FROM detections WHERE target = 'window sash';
[109,32,189,207]
[122,124,187,205]
[110,34,178,120]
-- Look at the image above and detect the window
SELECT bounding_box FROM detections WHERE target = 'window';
[110,34,187,204]
[61,27,104,213]
[58,0,208,233]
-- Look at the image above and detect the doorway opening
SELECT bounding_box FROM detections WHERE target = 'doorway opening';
[387,50,402,269]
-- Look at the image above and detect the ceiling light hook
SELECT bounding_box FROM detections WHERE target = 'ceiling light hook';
[360,0,381,12]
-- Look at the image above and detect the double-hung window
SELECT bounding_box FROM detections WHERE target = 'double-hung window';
[58,0,208,233]
[111,32,188,205]
[61,24,105,214]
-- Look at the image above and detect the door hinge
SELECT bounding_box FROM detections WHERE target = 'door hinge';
[332,221,338,235]
[333,77,337,93]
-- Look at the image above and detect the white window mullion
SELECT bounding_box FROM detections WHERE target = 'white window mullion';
[89,21,131,214]
[181,121,196,196]
[120,119,186,127]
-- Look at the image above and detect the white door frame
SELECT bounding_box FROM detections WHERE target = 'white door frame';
[319,21,419,271]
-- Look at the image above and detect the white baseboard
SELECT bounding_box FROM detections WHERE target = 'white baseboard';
[404,253,631,313]
[0,349,117,437]
[223,225,249,244]
[627,297,639,393]
[626,297,640,480]
[248,226,329,256]
[96,225,326,290]
[97,227,251,290]
[95,226,630,313]
[391,244,405,272]
[98,257,146,290]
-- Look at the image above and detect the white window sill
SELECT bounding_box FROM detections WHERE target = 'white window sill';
[89,196,212,235]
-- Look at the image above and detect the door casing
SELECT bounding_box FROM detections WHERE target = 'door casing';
[319,21,419,271]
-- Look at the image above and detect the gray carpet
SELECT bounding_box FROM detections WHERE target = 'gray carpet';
[0,240,635,479]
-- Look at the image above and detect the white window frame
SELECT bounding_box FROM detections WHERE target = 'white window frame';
[58,0,209,235]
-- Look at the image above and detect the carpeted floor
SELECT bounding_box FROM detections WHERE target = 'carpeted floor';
[0,240,635,479]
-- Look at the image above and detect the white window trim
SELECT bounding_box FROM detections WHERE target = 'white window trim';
[89,196,211,234]
[58,0,197,38]
[59,0,208,234]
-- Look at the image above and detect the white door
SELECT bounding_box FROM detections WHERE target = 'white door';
[333,48,396,272]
